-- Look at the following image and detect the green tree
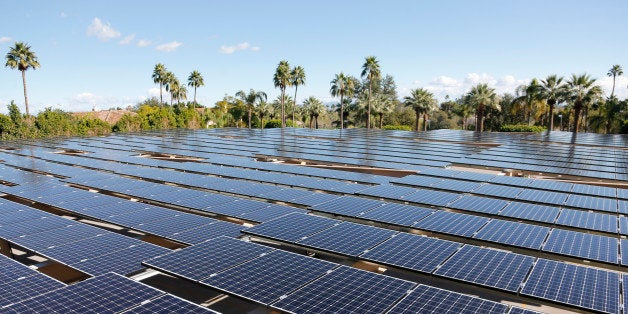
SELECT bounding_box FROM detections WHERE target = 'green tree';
[163,72,177,106]
[330,72,355,129]
[236,89,267,129]
[453,98,474,130]
[152,63,167,105]
[404,88,437,131]
[607,64,623,98]
[564,74,603,133]
[303,96,325,129]
[5,42,40,116]
[290,65,306,125]
[512,79,542,125]
[256,100,273,129]
[467,83,500,132]
[361,56,381,129]
[372,94,394,129]
[589,96,624,134]
[273,60,291,128]
[538,75,565,132]
[172,82,187,104]
[187,70,204,107]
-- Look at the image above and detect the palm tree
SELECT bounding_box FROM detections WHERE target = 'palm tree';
[304,96,325,129]
[589,96,624,134]
[256,100,273,129]
[372,94,394,128]
[5,42,40,116]
[187,70,204,107]
[607,65,623,98]
[290,66,306,125]
[454,99,473,130]
[273,60,291,128]
[236,89,267,129]
[564,74,603,133]
[467,83,500,132]
[164,72,178,106]
[361,56,381,129]
[512,79,542,125]
[172,83,187,104]
[152,63,167,105]
[404,88,437,131]
[538,75,565,132]
[330,72,355,129]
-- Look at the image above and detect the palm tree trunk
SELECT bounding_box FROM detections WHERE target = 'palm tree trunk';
[478,105,485,132]
[573,103,582,133]
[309,115,313,128]
[548,102,555,133]
[281,88,285,128]
[379,114,383,129]
[293,86,298,127]
[415,110,420,131]
[611,75,616,98]
[367,82,372,129]
[260,116,264,129]
[423,113,428,131]
[21,70,30,116]
[193,86,197,108]
[159,82,163,106]
[248,108,252,129]
[315,115,319,129]
[340,94,344,129]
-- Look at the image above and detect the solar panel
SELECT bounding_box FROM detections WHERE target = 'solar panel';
[387,284,509,314]
[200,250,338,305]
[41,233,140,264]
[473,220,550,250]
[517,189,568,206]
[528,180,574,192]
[237,204,307,223]
[2,272,165,313]
[448,195,509,214]
[359,203,433,226]
[435,245,534,292]
[555,209,617,233]
[357,184,417,199]
[402,189,460,206]
[570,184,617,198]
[206,199,269,216]
[120,294,218,313]
[271,265,416,314]
[488,175,533,188]
[143,236,273,281]
[311,196,386,217]
[413,211,490,237]
[168,220,245,245]
[0,216,76,239]
[521,259,620,314]
[542,229,618,264]
[392,175,444,187]
[564,194,617,213]
[8,223,107,251]
[472,183,524,198]
[242,213,338,242]
[0,272,66,307]
[360,233,460,273]
[507,307,543,314]
[297,222,396,256]
[292,192,339,206]
[619,200,628,214]
[431,179,483,192]
[71,242,170,276]
[498,201,560,223]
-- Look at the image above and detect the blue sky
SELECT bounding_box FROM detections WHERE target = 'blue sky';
[1,0,627,113]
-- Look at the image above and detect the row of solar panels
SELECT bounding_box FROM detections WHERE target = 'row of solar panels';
[143,236,539,314]
[0,254,66,307]
[239,213,621,314]
[1,272,216,313]
[0,200,169,277]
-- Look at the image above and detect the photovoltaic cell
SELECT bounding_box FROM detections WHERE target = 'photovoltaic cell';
[472,184,524,198]
[168,220,245,245]
[121,294,218,313]
[143,236,273,281]
[555,209,617,233]
[357,184,417,199]
[402,189,460,206]
[0,272,66,307]
[498,201,560,223]
[387,284,509,314]
[473,220,550,250]
[242,213,338,242]
[448,195,509,214]
[360,233,460,273]
[272,265,416,314]
[413,211,490,237]
[621,239,628,267]
[297,222,396,256]
[517,189,568,206]
[564,194,617,213]
[542,229,618,264]
[71,242,170,276]
[311,196,386,217]
[359,203,433,226]
[200,250,337,305]
[434,245,534,292]
[521,259,620,314]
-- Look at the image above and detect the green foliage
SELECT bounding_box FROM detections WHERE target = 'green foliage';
[499,124,546,132]
[382,124,412,131]
[75,117,111,136]
[35,108,75,137]
[265,119,295,128]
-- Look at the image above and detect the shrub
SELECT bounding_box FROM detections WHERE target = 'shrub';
[264,119,295,128]
[382,125,412,131]
[499,124,546,132]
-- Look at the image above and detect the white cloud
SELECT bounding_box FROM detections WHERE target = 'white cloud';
[155,41,181,52]
[597,75,628,99]
[86,17,121,41]
[430,76,460,87]
[0,36,12,43]
[74,92,98,104]
[118,34,135,45]
[60,12,67,18]
[218,42,260,54]
[137,39,151,47]
[407,73,530,101]
[148,87,161,98]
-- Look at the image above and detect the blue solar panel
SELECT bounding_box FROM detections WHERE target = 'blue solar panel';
[41,233,140,264]
[555,209,617,233]
[237,204,307,223]
[434,245,534,292]
[448,195,509,214]
[8,223,107,251]
[517,189,568,206]
[564,194,617,213]
[121,294,218,313]
[169,220,245,245]
[2,272,165,313]
[621,239,628,267]
[619,200,628,214]
[311,195,386,216]
[542,229,618,264]
[498,201,560,223]
[0,216,76,239]
[488,175,533,187]
[360,233,460,273]
[206,199,269,216]
[521,259,620,314]
[143,236,273,281]
[392,175,444,187]
[528,179,574,192]
[431,179,483,192]
[387,284,509,314]
[402,189,460,206]
[472,183,524,198]
[272,265,417,314]
[242,213,338,242]
[413,211,490,237]
[620,216,628,236]
[292,192,339,206]
[359,203,433,226]
[0,272,66,307]
[571,184,617,198]
[357,184,417,199]
[133,214,215,237]
[200,250,338,305]
[71,242,169,276]
[297,222,396,256]
[473,220,550,250]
